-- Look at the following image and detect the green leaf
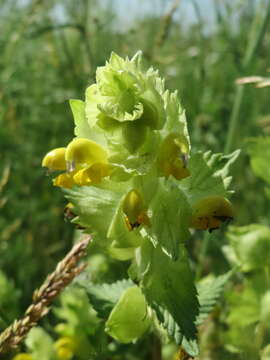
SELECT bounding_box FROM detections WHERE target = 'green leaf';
[105,286,151,343]
[196,271,232,325]
[146,178,191,260]
[70,99,90,139]
[138,240,199,340]
[84,279,133,318]
[180,150,239,205]
[64,184,124,245]
[247,136,270,184]
[181,338,199,357]
[227,224,270,271]
[162,90,190,150]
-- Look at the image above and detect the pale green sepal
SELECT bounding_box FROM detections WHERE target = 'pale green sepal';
[69,99,92,139]
[85,84,102,128]
[109,245,136,261]
[105,286,151,343]
[107,193,143,260]
[146,178,191,260]
[162,90,190,150]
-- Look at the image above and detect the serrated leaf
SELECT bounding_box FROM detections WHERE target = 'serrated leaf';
[180,150,239,205]
[84,279,133,318]
[105,286,151,343]
[64,185,124,244]
[139,240,199,340]
[181,337,199,357]
[196,271,232,325]
[146,178,191,260]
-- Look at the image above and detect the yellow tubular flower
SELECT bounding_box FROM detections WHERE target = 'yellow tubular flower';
[157,133,190,180]
[65,138,108,171]
[190,196,233,232]
[123,189,150,230]
[53,172,76,188]
[73,162,111,186]
[41,147,66,171]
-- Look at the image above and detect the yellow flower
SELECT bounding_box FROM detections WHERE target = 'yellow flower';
[157,133,190,180]
[42,138,110,189]
[73,162,111,185]
[54,336,77,360]
[123,189,150,230]
[41,147,66,171]
[190,196,233,232]
[65,138,108,171]
[53,172,77,188]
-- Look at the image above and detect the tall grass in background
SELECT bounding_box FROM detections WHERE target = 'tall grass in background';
[0,0,270,339]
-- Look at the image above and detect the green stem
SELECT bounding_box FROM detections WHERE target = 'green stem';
[224,1,270,154]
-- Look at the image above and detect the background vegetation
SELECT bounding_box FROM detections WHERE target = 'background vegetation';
[1,0,270,359]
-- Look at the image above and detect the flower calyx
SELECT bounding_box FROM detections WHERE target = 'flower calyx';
[122,189,150,231]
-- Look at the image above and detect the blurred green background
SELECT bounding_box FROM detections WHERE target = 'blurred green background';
[1,0,270,358]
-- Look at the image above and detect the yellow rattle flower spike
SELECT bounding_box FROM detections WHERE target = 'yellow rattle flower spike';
[41,147,66,171]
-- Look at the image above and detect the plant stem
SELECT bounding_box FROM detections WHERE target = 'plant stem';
[224,1,270,154]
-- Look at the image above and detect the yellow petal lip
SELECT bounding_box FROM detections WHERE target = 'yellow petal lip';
[157,133,190,181]
[73,162,111,186]
[65,138,108,168]
[123,189,150,229]
[190,196,233,231]
[41,147,66,171]
[53,172,76,189]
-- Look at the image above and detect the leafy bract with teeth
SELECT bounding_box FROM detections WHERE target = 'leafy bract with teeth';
[179,150,239,206]
[145,178,191,260]
[132,240,199,341]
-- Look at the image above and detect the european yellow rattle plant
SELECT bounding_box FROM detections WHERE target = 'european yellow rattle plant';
[41,52,238,357]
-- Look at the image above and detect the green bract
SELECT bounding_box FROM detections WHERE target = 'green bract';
[42,52,238,352]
